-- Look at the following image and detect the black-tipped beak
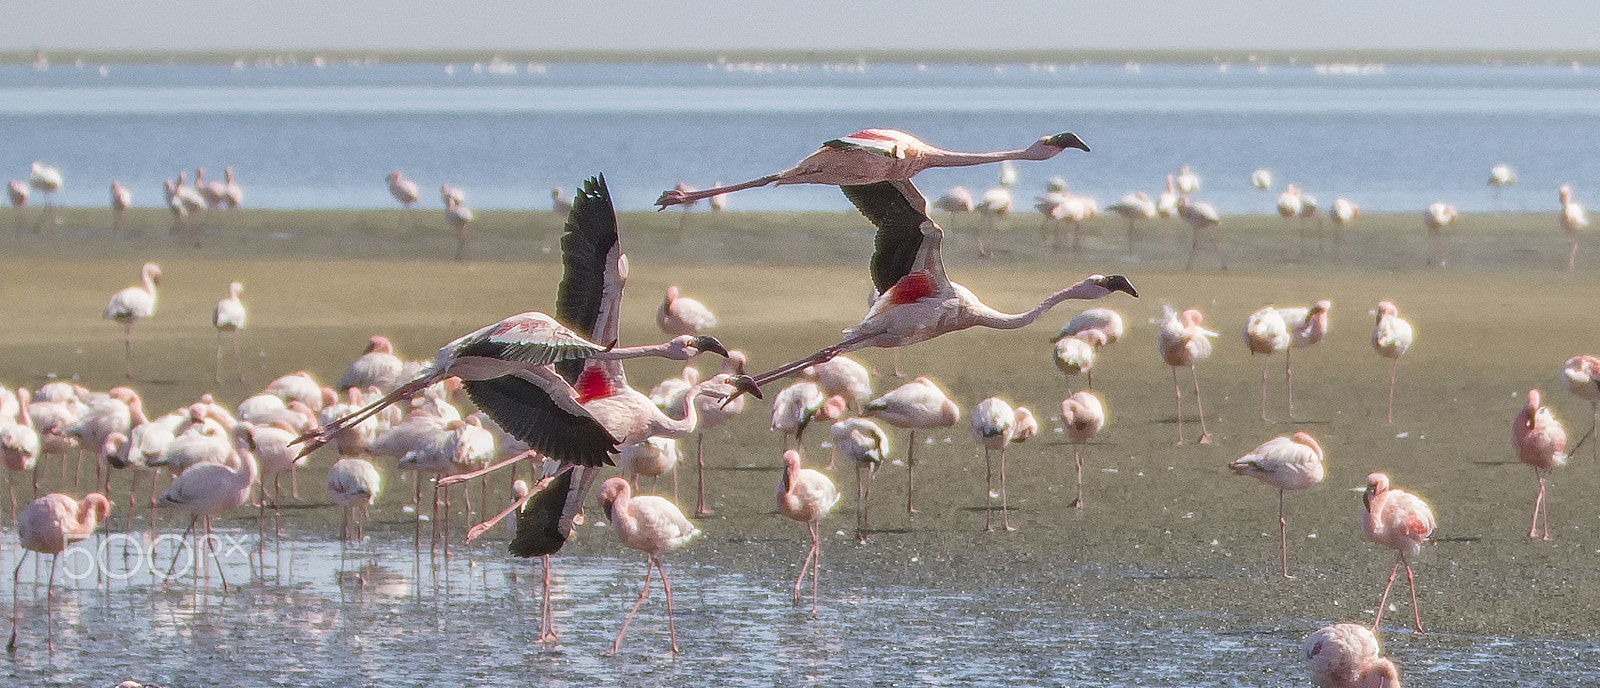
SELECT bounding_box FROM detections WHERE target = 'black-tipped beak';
[1047,132,1090,152]
[1099,274,1138,297]
[721,374,763,407]
[692,335,729,357]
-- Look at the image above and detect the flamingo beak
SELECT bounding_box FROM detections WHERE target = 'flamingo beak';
[720,374,764,407]
[1046,132,1091,152]
[690,335,729,357]
[1098,274,1139,297]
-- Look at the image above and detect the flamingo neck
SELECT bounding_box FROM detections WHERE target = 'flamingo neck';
[964,282,1102,331]
[920,147,1049,169]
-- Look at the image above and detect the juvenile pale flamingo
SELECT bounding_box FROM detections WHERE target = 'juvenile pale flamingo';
[1053,330,1103,393]
[1158,306,1218,444]
[1229,432,1326,578]
[657,286,717,336]
[617,436,680,499]
[1278,300,1331,419]
[10,492,110,651]
[731,179,1136,395]
[1362,472,1434,634]
[599,477,700,654]
[387,171,420,207]
[1060,391,1105,509]
[1177,197,1225,271]
[1560,355,1600,462]
[327,457,381,541]
[655,129,1089,208]
[863,376,959,515]
[776,449,840,612]
[213,282,247,383]
[1302,623,1402,688]
[1243,306,1290,421]
[1371,301,1414,424]
[830,417,889,543]
[769,382,846,454]
[103,263,162,378]
[1559,184,1588,271]
[1514,389,1567,540]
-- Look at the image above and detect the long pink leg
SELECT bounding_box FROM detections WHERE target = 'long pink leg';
[1172,367,1185,445]
[1533,473,1552,540]
[905,430,917,514]
[809,520,822,613]
[793,523,816,605]
[983,448,994,532]
[695,431,713,516]
[609,557,654,655]
[1074,444,1084,509]
[1402,553,1424,634]
[856,462,871,543]
[1278,489,1294,579]
[540,555,558,642]
[1191,365,1212,444]
[1285,346,1296,420]
[660,559,680,654]
[1387,359,1398,424]
[9,549,28,652]
[1372,556,1401,631]
[1000,444,1013,531]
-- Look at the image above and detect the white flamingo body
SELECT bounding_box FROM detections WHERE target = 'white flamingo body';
[1372,301,1413,423]
[387,171,421,207]
[863,376,958,515]
[831,417,890,541]
[327,457,381,540]
[599,477,700,654]
[1176,165,1199,194]
[800,355,872,412]
[1251,169,1272,190]
[340,336,405,392]
[1159,306,1218,443]
[1230,432,1326,577]
[657,286,717,336]
[777,449,840,611]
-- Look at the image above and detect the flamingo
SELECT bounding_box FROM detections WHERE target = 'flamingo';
[777,449,840,612]
[1372,301,1414,424]
[1057,307,1126,346]
[172,171,206,241]
[213,282,247,383]
[327,457,381,542]
[160,423,258,587]
[1488,162,1517,204]
[266,371,325,413]
[1251,169,1272,191]
[1107,191,1157,255]
[247,420,308,536]
[194,168,227,208]
[1230,432,1326,578]
[770,382,846,454]
[1158,307,1218,444]
[440,182,465,207]
[1560,355,1600,462]
[1559,184,1588,271]
[830,418,889,543]
[221,167,242,208]
[707,183,728,212]
[1423,202,1457,267]
[1057,389,1107,509]
[28,162,62,206]
[931,186,974,234]
[1362,472,1435,634]
[1047,194,1097,253]
[161,179,185,235]
[731,179,1137,395]
[1052,330,1103,393]
[1156,174,1178,219]
[445,196,474,261]
[0,387,42,506]
[10,492,110,651]
[66,388,136,492]
[998,160,1018,188]
[339,335,405,393]
[1303,623,1402,688]
[110,181,131,236]
[799,355,872,415]
[971,398,1018,531]
[657,286,717,335]
[1277,183,1304,254]
[1331,198,1360,227]
[1277,301,1331,419]
[598,477,700,654]
[1298,190,1323,250]
[550,186,573,215]
[104,262,161,378]
[387,171,421,208]
[1243,306,1291,421]
[1514,389,1567,540]
[1177,197,1226,271]
[656,129,1089,208]
[975,186,1012,257]
[685,352,749,515]
[7,180,27,237]
[1176,165,1200,194]
[617,436,680,499]
[862,376,959,515]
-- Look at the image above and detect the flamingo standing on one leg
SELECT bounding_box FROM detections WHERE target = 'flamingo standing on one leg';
[9,492,110,651]
[1229,432,1326,578]
[1158,306,1218,444]
[1107,191,1157,256]
[1177,197,1226,271]
[1052,330,1103,393]
[327,457,381,542]
[863,376,959,515]
[656,129,1089,208]
[931,186,974,235]
[1243,306,1290,421]
[1329,198,1359,258]
[976,186,1012,257]
[28,162,62,232]
[213,282,247,384]
[445,196,474,261]
[776,450,839,612]
[1060,390,1104,509]
[1372,301,1414,424]
[1277,300,1331,419]
[110,181,131,237]
[600,477,700,654]
[1514,389,1567,540]
[831,418,889,543]
[689,352,748,515]
[1362,472,1435,634]
[1559,184,1588,271]
[1423,202,1457,267]
[1560,355,1600,462]
[1302,623,1403,688]
[103,262,161,379]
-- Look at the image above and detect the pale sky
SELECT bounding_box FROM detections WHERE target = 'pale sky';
[4,0,1598,52]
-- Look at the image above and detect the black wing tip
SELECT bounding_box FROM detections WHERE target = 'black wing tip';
[1099,274,1138,297]
[1047,132,1090,152]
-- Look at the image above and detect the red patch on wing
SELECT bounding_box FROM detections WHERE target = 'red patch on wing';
[575,364,614,403]
[885,271,936,306]
[1403,515,1430,537]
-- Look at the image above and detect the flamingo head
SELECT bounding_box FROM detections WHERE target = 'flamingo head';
[228,281,243,298]
[598,477,630,519]
[143,263,162,285]
[719,374,764,404]
[1181,309,1206,328]
[366,335,394,355]
[81,493,113,523]
[1039,132,1090,153]
[664,285,680,303]
[1363,472,1390,511]
[387,171,401,183]
[1088,274,1139,298]
[818,395,848,422]
[1375,301,1398,324]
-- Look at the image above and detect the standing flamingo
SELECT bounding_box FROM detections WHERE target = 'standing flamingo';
[656,129,1089,208]
[110,181,132,236]
[160,423,257,587]
[1251,169,1272,191]
[1156,174,1179,219]
[1488,163,1517,205]
[1158,306,1218,444]
[1107,191,1157,255]
[550,186,573,215]
[1052,330,1103,393]
[1058,308,1125,346]
[799,354,872,414]
[1559,184,1588,271]
[731,179,1136,395]
[830,418,889,543]
[9,492,110,651]
[1229,432,1326,578]
[862,376,959,515]
[1060,390,1105,509]
[1372,301,1414,424]
[7,180,27,237]
[1514,389,1567,540]
[1277,184,1304,255]
[1177,197,1226,271]
[687,351,748,515]
[1330,198,1359,256]
[971,397,1026,531]
[440,182,465,207]
[338,335,404,393]
[0,387,42,506]
[617,436,680,499]
[1303,623,1402,688]
[1560,355,1600,462]
[1278,300,1331,419]
[657,286,717,335]
[445,196,474,261]
[1363,472,1434,633]
[387,171,420,208]
[221,167,243,208]
[28,162,62,232]
[770,382,846,454]
[931,186,974,234]
[194,168,227,208]
[1243,306,1290,421]
[776,449,839,612]
[1423,202,1457,267]
[1176,165,1200,194]
[599,477,700,654]
[104,263,161,378]
[327,457,381,542]
[213,282,247,383]
[975,186,1012,257]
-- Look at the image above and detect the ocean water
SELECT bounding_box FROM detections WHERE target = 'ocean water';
[0,60,1596,213]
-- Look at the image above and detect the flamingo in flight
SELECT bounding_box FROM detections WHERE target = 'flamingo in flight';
[655,129,1089,208]
[730,179,1136,395]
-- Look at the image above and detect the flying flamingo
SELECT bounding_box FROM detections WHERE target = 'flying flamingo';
[1362,472,1435,633]
[1278,300,1331,419]
[445,196,474,261]
[1158,306,1218,444]
[1559,184,1588,271]
[1177,197,1226,271]
[971,397,1028,531]
[1107,191,1157,255]
[1372,301,1414,424]
[1302,623,1402,688]
[10,492,110,651]
[863,376,959,515]
[1229,432,1326,578]
[110,181,131,236]
[1243,306,1291,421]
[104,262,161,379]
[213,282,247,383]
[160,423,257,587]
[830,417,889,543]
[655,129,1089,208]
[387,171,420,208]
[327,457,380,542]
[1059,390,1105,509]
[776,449,840,612]
[729,179,1137,396]
[657,286,717,336]
[1560,355,1600,462]
[1514,389,1567,540]
[1423,202,1457,267]
[599,477,701,654]
[1176,165,1200,194]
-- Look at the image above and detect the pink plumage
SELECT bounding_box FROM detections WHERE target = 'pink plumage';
[776,449,840,612]
[1230,432,1325,577]
[1362,472,1435,634]
[1513,389,1567,540]
[1303,623,1402,688]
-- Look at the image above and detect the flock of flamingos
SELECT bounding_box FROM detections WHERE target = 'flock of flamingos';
[2,129,1597,686]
